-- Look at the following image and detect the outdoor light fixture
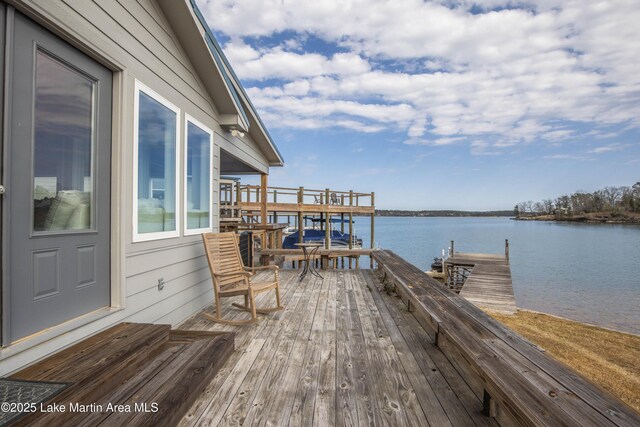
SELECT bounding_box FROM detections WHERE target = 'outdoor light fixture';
[230,128,245,138]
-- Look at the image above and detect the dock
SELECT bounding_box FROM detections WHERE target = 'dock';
[443,241,516,314]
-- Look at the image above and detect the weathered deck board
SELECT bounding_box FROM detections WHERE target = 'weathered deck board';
[314,267,338,426]
[446,252,517,314]
[342,271,380,426]
[288,273,331,426]
[179,270,496,426]
[370,269,498,427]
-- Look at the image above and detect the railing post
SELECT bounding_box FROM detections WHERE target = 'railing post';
[450,240,455,257]
[341,209,345,269]
[235,181,241,219]
[370,191,375,268]
[325,189,330,251]
[273,190,278,223]
[298,187,304,248]
[348,190,354,269]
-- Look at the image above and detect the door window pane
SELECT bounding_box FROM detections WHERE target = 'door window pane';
[33,50,95,232]
[136,90,177,235]
[186,121,211,231]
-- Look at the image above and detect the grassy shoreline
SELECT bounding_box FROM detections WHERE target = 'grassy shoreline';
[487,309,640,413]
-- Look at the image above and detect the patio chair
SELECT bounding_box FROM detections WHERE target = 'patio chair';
[202,232,283,325]
[330,192,340,205]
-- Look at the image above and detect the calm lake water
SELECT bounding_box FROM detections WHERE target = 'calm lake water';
[348,216,640,335]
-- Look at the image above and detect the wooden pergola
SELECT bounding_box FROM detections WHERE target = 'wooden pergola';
[223,176,376,267]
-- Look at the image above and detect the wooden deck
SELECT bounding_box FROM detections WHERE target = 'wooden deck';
[9,259,637,426]
[445,253,517,314]
[178,269,498,427]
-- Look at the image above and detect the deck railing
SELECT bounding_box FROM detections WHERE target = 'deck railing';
[222,183,376,268]
[237,184,374,208]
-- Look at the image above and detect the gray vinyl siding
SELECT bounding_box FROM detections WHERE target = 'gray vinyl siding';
[2,0,270,373]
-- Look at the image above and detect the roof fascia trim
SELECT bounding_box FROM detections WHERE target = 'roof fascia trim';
[189,0,284,165]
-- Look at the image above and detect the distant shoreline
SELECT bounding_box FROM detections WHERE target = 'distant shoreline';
[514,211,640,225]
[368,210,640,224]
[374,209,512,217]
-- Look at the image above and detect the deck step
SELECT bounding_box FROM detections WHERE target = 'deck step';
[9,323,234,426]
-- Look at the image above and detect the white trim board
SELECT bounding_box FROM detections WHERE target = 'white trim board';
[132,79,181,242]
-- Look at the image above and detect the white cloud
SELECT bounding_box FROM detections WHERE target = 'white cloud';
[197,0,640,151]
[223,40,370,81]
[588,143,629,154]
[246,88,416,132]
[543,153,592,160]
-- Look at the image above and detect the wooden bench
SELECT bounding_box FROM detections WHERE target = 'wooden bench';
[10,323,234,426]
[372,250,640,427]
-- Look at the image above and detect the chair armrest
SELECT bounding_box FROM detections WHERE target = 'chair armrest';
[245,265,279,281]
[212,271,252,278]
[245,265,279,271]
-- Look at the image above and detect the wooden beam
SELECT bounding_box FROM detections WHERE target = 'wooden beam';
[237,201,374,215]
[260,174,268,225]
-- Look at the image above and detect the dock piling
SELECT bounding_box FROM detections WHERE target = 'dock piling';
[505,239,510,263]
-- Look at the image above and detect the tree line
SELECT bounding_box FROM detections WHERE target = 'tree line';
[514,182,640,217]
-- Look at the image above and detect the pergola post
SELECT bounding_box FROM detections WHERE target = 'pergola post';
[260,174,268,225]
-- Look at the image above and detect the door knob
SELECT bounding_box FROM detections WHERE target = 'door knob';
[0,185,5,195]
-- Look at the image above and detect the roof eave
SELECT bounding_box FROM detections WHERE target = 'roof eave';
[156,0,249,132]
[188,0,285,166]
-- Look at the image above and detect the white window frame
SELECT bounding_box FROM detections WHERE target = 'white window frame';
[183,114,214,236]
[132,80,181,242]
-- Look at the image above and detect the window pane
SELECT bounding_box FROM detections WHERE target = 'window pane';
[186,122,211,230]
[137,91,177,234]
[33,50,95,232]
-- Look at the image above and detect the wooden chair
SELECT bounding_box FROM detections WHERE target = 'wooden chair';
[202,232,283,325]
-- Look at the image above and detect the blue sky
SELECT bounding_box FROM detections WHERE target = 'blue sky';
[197,0,640,210]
